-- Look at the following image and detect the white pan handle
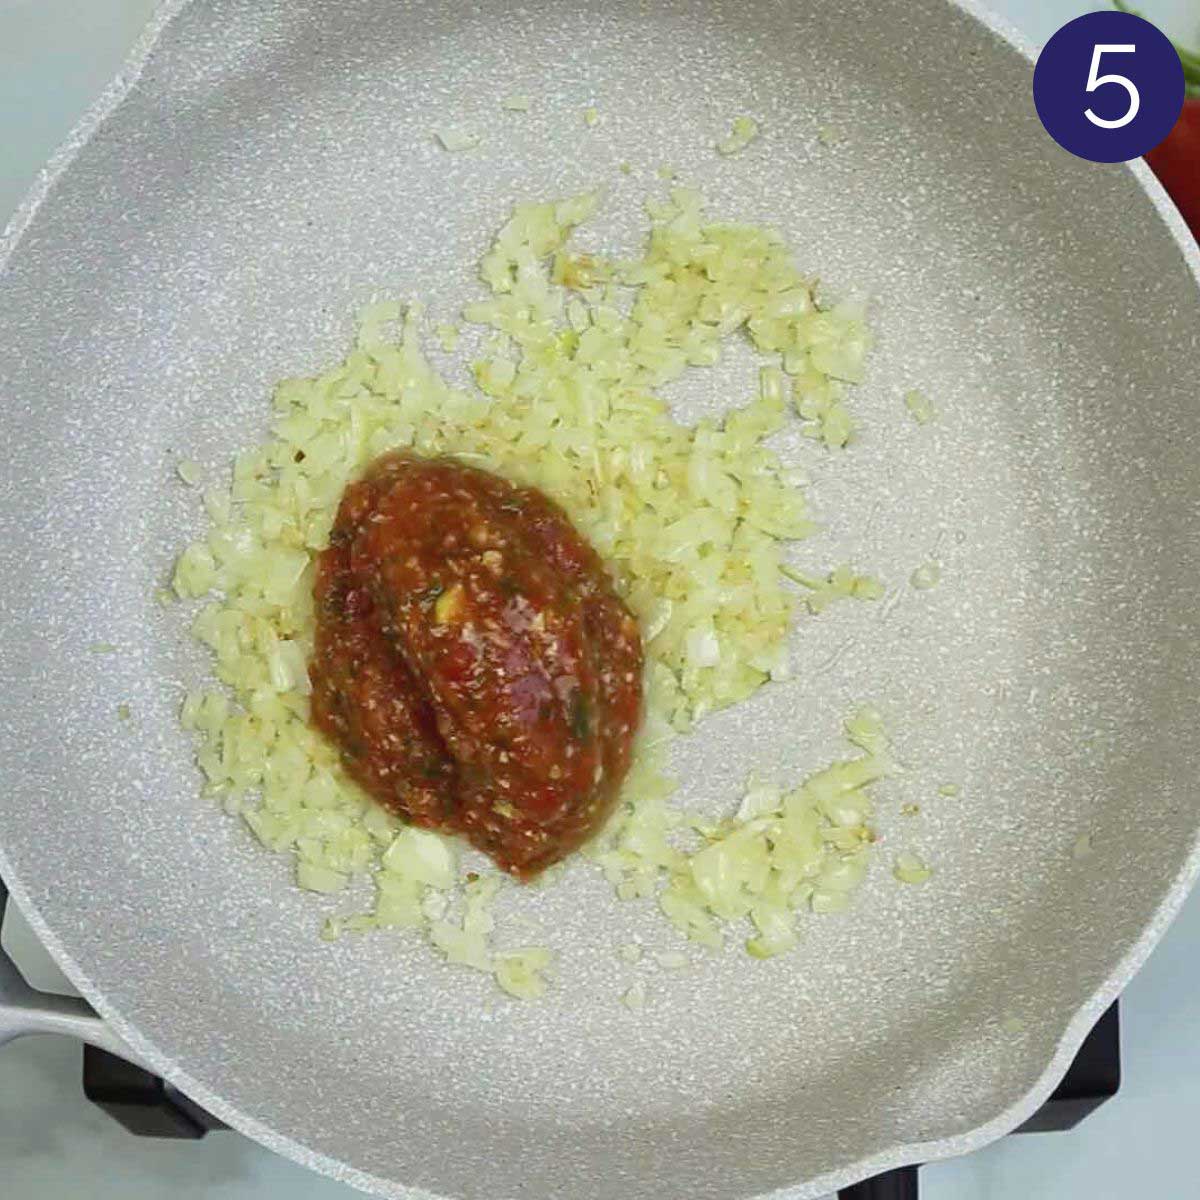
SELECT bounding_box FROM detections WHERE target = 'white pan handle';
[0,874,149,1070]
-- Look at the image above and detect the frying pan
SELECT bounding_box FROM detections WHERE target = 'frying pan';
[1,1,1198,1197]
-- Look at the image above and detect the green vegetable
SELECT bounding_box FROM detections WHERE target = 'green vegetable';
[1114,1,1200,95]
[568,693,591,740]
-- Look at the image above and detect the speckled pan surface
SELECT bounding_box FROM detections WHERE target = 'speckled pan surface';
[1,0,1199,1196]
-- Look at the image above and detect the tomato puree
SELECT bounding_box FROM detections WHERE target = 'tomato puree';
[310,453,643,877]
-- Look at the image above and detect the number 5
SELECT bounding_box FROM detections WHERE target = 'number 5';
[1084,44,1140,129]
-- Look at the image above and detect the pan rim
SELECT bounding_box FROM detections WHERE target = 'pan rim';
[2,0,1198,1196]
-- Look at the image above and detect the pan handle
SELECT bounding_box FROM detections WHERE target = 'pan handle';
[0,874,148,1070]
[838,1165,920,1199]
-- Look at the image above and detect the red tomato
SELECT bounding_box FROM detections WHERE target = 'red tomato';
[1146,99,1200,242]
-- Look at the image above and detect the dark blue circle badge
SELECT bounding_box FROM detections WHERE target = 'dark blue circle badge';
[1033,11,1184,163]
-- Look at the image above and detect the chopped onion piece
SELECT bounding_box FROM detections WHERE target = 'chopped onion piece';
[495,948,553,999]
[172,542,216,597]
[434,127,480,152]
[716,115,760,155]
[177,459,203,486]
[904,388,936,425]
[429,920,493,972]
[684,621,721,669]
[382,827,458,889]
[296,861,348,894]
[910,562,942,590]
[622,981,647,1009]
[736,777,783,821]
[893,852,933,885]
[759,366,785,404]
[783,563,885,614]
[810,889,849,914]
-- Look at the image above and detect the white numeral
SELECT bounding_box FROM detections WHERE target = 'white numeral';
[1084,44,1140,129]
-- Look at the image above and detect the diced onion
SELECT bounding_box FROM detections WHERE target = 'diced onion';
[495,948,553,999]
[893,852,933,885]
[622,981,647,1009]
[782,563,886,614]
[434,127,480,152]
[904,388,936,425]
[174,184,884,995]
[382,827,458,889]
[177,459,202,486]
[716,115,760,156]
[910,562,942,590]
[296,861,348,894]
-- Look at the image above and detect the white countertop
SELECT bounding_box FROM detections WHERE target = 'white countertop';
[2,2,1198,1198]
